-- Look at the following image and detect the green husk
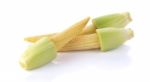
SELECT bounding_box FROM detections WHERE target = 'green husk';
[19,37,57,70]
[96,28,134,51]
[93,12,132,29]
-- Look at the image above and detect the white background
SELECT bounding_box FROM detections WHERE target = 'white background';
[0,0,150,82]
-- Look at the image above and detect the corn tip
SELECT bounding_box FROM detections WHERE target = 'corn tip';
[122,12,132,22]
[126,28,134,39]
[19,59,28,70]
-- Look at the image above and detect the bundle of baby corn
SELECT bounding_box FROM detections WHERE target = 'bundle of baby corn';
[20,12,134,70]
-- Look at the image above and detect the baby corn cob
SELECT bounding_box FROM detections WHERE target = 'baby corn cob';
[23,24,96,43]
[20,17,90,70]
[24,34,54,43]
[24,12,131,43]
[60,28,134,51]
[51,17,90,50]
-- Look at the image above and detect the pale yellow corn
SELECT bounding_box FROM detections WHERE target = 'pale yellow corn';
[50,17,90,50]
[24,34,54,43]
[59,33,100,51]
[24,24,95,43]
[79,24,96,35]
